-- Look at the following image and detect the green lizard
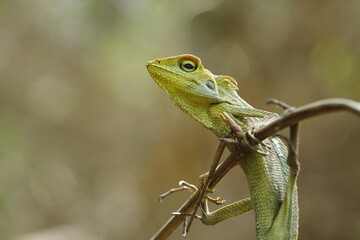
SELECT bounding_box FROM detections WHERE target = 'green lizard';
[147,54,299,239]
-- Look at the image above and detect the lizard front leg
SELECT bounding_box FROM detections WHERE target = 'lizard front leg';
[201,196,253,225]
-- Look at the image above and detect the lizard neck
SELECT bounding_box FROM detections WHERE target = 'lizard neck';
[170,95,233,138]
[170,95,214,130]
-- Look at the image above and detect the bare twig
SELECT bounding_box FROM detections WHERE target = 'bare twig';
[151,98,360,240]
[185,141,227,234]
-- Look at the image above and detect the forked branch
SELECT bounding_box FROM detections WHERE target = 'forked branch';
[151,98,360,240]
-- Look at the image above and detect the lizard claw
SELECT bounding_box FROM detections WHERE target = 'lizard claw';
[179,180,198,191]
[220,112,269,155]
[220,112,244,141]
[159,180,198,202]
[243,130,269,156]
[206,196,226,205]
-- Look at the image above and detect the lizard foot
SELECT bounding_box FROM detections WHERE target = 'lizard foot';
[159,180,225,204]
[159,180,197,202]
[220,112,270,155]
[243,129,270,156]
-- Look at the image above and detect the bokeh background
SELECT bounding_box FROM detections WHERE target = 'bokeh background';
[0,0,359,239]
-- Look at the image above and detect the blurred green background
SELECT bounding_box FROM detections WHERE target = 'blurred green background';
[0,0,359,239]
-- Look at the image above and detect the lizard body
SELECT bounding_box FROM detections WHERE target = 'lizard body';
[147,54,299,239]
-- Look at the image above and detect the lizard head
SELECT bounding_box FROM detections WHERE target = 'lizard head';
[146,54,225,106]
[147,54,245,133]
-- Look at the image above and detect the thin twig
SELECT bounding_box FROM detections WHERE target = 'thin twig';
[185,141,227,234]
[151,98,360,240]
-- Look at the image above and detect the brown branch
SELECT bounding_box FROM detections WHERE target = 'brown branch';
[185,140,227,233]
[256,98,360,141]
[150,98,360,240]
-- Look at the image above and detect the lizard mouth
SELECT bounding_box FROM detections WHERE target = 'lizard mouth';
[146,63,181,94]
[146,63,178,76]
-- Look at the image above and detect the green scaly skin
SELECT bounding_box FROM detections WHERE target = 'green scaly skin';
[147,54,299,239]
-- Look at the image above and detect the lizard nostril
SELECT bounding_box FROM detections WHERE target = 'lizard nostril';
[157,60,161,64]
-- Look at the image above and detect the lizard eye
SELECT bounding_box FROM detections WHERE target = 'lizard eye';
[180,60,197,72]
[206,80,215,90]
